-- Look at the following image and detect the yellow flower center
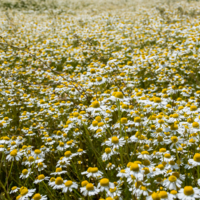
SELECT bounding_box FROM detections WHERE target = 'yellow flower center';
[184,186,194,196]
[151,192,161,200]
[65,180,73,187]
[38,174,45,180]
[190,105,197,111]
[170,190,177,195]
[143,167,150,174]
[111,136,119,144]
[115,92,123,99]
[92,101,100,108]
[192,122,199,128]
[81,180,89,187]
[55,177,63,185]
[193,153,200,162]
[164,153,171,158]
[92,121,98,126]
[109,187,117,193]
[12,186,17,190]
[171,124,178,130]
[157,164,164,170]
[159,148,166,153]
[135,181,142,188]
[34,149,41,154]
[134,117,141,123]
[159,191,168,198]
[105,148,111,154]
[22,169,28,175]
[121,118,127,124]
[143,160,150,166]
[141,151,149,155]
[90,167,98,173]
[38,162,43,167]
[20,188,28,196]
[168,175,177,182]
[100,178,109,186]
[33,193,42,200]
[157,136,163,142]
[130,163,139,172]
[169,160,175,165]
[171,136,178,143]
[64,151,72,157]
[56,168,62,172]
[86,183,94,191]
[154,97,161,103]
[28,156,35,162]
[10,149,17,157]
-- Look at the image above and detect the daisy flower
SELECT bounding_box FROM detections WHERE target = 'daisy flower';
[62,180,78,193]
[97,178,115,192]
[177,186,200,200]
[103,136,125,149]
[80,181,99,196]
[31,193,48,200]
[162,175,182,190]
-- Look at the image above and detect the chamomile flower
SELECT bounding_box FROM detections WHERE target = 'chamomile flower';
[177,186,200,200]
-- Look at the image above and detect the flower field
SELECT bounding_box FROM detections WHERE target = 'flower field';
[2,0,200,199]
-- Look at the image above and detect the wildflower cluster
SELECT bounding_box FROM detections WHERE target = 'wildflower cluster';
[2,2,200,200]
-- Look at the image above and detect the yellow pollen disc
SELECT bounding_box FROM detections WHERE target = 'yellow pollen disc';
[130,163,139,171]
[115,92,123,99]
[12,186,17,190]
[20,188,28,196]
[121,117,127,124]
[34,149,41,154]
[190,105,197,111]
[65,180,73,187]
[56,168,62,172]
[192,122,199,128]
[169,160,175,165]
[38,174,45,180]
[92,101,100,108]
[193,153,200,162]
[154,97,161,103]
[33,193,42,200]
[143,160,150,166]
[111,136,119,144]
[159,148,166,153]
[55,177,63,185]
[105,148,111,154]
[28,156,35,162]
[86,183,94,191]
[141,151,149,155]
[184,186,194,196]
[22,169,28,175]
[168,175,177,182]
[170,190,177,195]
[135,181,142,188]
[90,167,98,173]
[100,178,109,186]
[81,180,89,187]
[159,191,168,198]
[151,192,161,200]
[109,187,117,193]
[171,136,178,143]
[10,149,17,157]
[157,164,164,170]
[164,153,171,158]
[157,136,163,142]
[64,151,72,157]
[134,117,141,123]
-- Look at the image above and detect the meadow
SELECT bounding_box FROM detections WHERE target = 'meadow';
[1,0,200,199]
